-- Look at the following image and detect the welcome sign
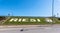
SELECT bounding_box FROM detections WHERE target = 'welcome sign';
[9,17,53,23]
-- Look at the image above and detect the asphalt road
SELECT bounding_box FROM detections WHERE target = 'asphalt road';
[0,25,60,33]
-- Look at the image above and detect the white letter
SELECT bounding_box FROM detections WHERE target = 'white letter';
[37,19,41,22]
[9,18,18,22]
[18,19,22,22]
[30,19,36,22]
[22,18,28,22]
[45,18,52,22]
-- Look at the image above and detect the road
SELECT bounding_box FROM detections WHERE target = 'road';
[0,25,60,33]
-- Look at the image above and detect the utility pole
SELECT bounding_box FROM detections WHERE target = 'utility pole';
[52,0,54,17]
[52,0,54,25]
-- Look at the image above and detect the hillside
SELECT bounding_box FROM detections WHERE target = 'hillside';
[0,16,60,25]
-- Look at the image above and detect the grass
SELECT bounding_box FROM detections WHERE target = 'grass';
[1,16,60,25]
[3,21,60,25]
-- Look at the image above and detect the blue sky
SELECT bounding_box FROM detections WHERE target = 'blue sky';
[0,0,60,17]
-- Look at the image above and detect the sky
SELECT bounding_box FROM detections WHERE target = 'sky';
[0,0,60,17]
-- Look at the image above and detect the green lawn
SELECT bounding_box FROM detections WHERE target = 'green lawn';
[3,22,52,25]
[1,16,60,25]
